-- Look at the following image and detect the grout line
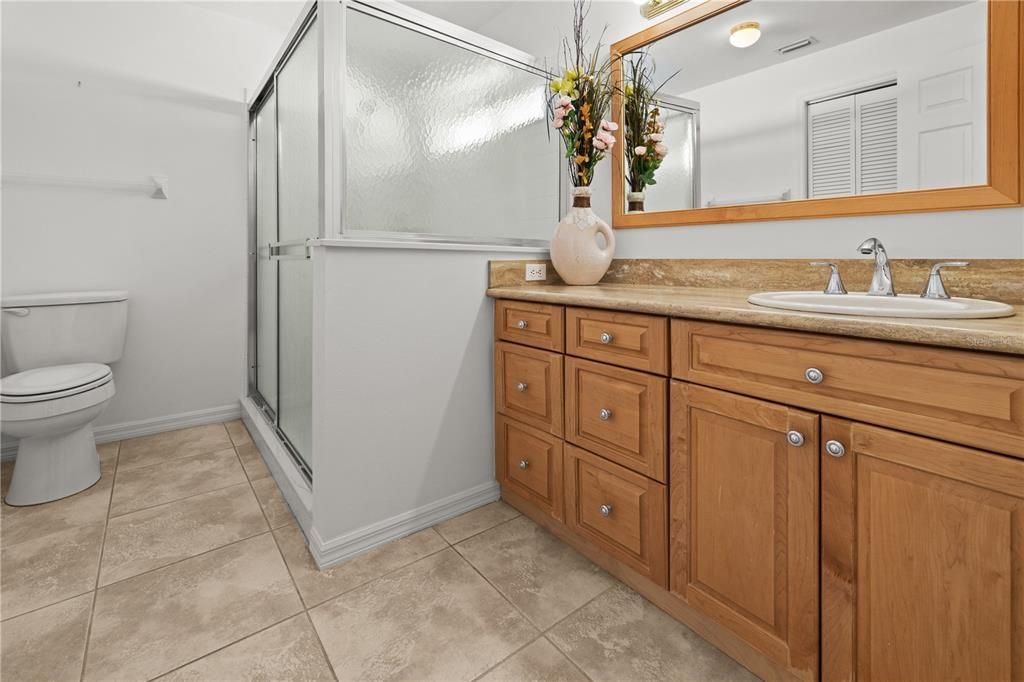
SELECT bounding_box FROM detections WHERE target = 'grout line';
[153,610,305,679]
[107,471,249,520]
[79,439,121,681]
[0,588,96,624]
[441,507,523,547]
[541,633,595,682]
[469,634,541,682]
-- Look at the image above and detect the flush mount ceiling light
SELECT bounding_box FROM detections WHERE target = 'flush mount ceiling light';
[729,21,762,48]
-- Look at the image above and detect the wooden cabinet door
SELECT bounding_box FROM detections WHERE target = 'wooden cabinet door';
[670,382,819,681]
[822,419,1024,682]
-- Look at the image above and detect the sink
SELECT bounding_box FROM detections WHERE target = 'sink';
[747,291,1016,319]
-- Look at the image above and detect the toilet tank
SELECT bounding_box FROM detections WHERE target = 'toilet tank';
[1,291,128,373]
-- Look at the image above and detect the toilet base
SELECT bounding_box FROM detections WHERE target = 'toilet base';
[5,424,102,506]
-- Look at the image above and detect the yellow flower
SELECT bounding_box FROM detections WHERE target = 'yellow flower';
[564,67,579,81]
[624,83,635,97]
[549,77,564,93]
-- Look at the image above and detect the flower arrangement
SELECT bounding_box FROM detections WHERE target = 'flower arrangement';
[549,1,616,188]
[622,51,676,199]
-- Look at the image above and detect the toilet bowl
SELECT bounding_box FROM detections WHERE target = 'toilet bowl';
[1,364,116,505]
[1,291,128,506]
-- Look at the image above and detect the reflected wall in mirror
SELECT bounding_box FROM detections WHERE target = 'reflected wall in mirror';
[611,0,1023,227]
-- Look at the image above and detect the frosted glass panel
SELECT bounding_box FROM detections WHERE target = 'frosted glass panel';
[643,108,697,212]
[276,23,317,467]
[344,9,560,241]
[254,96,278,415]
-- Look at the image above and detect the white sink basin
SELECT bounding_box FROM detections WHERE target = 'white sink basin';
[747,291,1016,319]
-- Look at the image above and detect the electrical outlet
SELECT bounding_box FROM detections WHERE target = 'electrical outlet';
[525,263,547,281]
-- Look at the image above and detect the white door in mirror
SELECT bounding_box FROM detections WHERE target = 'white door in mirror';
[747,291,1015,319]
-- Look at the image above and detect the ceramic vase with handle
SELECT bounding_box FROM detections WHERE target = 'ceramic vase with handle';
[550,187,615,285]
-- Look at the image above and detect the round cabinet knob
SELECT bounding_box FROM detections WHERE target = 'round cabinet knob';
[787,430,805,447]
[599,331,614,345]
[517,319,528,330]
[599,408,613,421]
[805,367,824,384]
[516,382,528,393]
[519,459,530,470]
[825,440,846,458]
[599,504,613,517]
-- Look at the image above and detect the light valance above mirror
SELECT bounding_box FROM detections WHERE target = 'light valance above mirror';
[610,0,1022,228]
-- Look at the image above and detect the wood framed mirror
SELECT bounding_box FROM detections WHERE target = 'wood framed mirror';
[610,0,1022,228]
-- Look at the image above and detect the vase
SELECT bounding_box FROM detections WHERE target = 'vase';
[550,186,615,286]
[627,190,646,213]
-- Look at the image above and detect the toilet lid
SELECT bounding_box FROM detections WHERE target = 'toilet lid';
[1,363,113,403]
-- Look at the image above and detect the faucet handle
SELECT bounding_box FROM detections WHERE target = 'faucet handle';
[921,261,968,300]
[809,262,848,295]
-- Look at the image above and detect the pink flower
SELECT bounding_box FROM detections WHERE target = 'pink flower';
[552,105,565,119]
[634,145,647,156]
[655,143,668,157]
[648,133,663,142]
[559,95,572,107]
[593,138,607,150]
[600,120,618,132]
[553,117,564,129]
[596,130,616,146]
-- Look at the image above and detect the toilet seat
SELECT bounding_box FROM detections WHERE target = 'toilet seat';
[1,363,113,404]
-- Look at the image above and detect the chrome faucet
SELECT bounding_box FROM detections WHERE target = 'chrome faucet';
[858,237,896,296]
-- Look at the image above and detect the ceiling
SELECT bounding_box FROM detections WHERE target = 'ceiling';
[642,0,978,93]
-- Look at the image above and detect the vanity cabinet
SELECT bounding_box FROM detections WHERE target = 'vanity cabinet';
[821,419,1024,682]
[493,299,1024,682]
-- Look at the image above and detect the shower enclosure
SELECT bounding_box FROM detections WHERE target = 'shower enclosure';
[245,0,560,519]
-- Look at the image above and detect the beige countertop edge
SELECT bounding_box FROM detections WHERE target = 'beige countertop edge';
[486,285,1024,356]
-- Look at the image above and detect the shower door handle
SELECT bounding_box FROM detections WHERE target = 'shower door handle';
[268,239,312,261]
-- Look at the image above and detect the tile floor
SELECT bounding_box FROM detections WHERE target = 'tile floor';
[0,421,755,681]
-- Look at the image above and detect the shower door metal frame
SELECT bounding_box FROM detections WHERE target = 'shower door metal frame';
[247,3,319,483]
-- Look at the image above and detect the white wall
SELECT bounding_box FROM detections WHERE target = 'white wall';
[311,245,542,547]
[1,2,293,431]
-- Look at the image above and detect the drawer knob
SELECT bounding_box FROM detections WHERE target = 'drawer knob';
[599,408,613,421]
[804,367,824,384]
[826,440,846,458]
[599,503,613,517]
[787,430,805,447]
[516,382,528,393]
[599,331,614,345]
[519,459,530,470]
[516,319,528,330]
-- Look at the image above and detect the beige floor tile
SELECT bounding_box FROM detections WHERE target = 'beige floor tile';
[109,447,246,517]
[310,548,537,681]
[480,637,590,682]
[547,584,757,682]
[236,442,271,481]
[1,444,117,546]
[99,483,269,586]
[435,500,520,544]
[1,521,104,620]
[0,592,94,681]
[250,475,294,529]
[84,533,302,681]
[455,516,614,630]
[275,523,448,608]
[225,419,253,447]
[118,424,232,472]
[159,614,334,681]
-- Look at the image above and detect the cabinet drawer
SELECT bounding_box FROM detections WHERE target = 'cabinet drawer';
[495,342,563,436]
[672,319,1024,457]
[564,444,667,586]
[566,357,666,481]
[566,307,668,374]
[495,415,563,521]
[495,300,564,352]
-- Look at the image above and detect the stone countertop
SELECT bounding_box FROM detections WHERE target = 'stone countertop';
[486,284,1024,356]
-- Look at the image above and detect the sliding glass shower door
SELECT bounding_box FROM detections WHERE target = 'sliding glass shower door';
[249,13,317,480]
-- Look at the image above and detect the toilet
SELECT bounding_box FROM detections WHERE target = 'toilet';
[1,291,128,506]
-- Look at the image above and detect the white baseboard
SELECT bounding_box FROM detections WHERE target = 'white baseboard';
[1,403,242,461]
[309,480,500,570]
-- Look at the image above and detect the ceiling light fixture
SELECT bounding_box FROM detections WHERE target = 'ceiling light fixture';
[729,21,761,48]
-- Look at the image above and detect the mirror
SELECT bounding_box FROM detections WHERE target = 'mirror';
[611,0,1021,226]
